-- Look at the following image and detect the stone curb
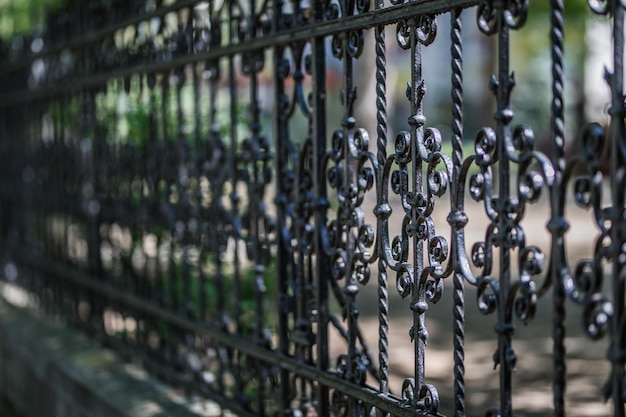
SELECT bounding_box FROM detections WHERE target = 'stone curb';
[0,296,213,417]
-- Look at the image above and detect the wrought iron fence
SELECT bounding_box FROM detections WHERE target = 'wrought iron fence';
[0,0,625,416]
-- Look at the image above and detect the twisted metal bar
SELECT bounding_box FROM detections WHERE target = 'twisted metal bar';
[450,8,465,417]
[375,0,390,401]
[550,0,566,174]
[549,0,567,415]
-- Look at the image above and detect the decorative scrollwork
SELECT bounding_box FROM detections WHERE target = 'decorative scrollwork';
[557,120,617,340]
[418,383,440,414]
[347,29,365,58]
[416,15,437,46]
[519,170,544,203]
[396,19,412,50]
[476,277,498,315]
[476,1,498,35]
[351,356,368,385]
[356,0,371,14]
[330,390,349,417]
[373,7,451,411]
[503,0,529,29]
[400,378,440,414]
[477,0,529,35]
[583,296,613,340]
[474,127,498,167]
[459,92,553,332]
[511,279,537,324]
[396,264,413,298]
[396,16,437,49]
[580,122,606,165]
[512,124,535,153]
[331,29,365,59]
[401,378,415,403]
[424,273,444,304]
[331,34,344,58]
[335,352,368,386]
[322,0,370,19]
[277,42,314,119]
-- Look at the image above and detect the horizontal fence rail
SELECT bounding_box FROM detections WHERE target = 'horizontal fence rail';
[0,0,625,416]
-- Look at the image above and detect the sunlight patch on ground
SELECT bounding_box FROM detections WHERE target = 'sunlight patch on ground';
[0,281,31,308]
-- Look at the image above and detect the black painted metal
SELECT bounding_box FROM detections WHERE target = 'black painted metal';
[0,1,624,416]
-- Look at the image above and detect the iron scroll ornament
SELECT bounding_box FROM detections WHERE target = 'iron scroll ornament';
[477,0,528,35]
[453,1,560,415]
[559,123,614,341]
[320,2,379,416]
[375,13,454,415]
[550,0,626,410]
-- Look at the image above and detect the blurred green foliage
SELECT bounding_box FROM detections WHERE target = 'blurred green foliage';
[530,0,590,20]
[0,0,63,39]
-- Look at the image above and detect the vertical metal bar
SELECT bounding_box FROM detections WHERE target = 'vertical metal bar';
[192,62,207,321]
[342,29,360,417]
[609,3,626,416]
[80,87,103,333]
[408,16,426,400]
[450,7,465,417]
[161,73,177,311]
[148,72,163,306]
[205,0,224,332]
[246,1,269,414]
[57,97,69,314]
[549,0,567,415]
[209,66,225,324]
[159,72,174,367]
[227,1,246,406]
[495,9,513,417]
[374,4,390,405]
[206,44,228,392]
[82,90,100,279]
[229,0,242,338]
[312,1,329,415]
[273,0,293,411]
[175,65,190,314]
[57,97,67,262]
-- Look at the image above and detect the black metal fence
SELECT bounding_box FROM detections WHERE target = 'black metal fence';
[0,0,625,416]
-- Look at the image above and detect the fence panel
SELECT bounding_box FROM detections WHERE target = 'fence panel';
[0,1,625,416]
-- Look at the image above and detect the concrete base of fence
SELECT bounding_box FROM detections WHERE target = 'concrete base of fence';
[0,288,217,417]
